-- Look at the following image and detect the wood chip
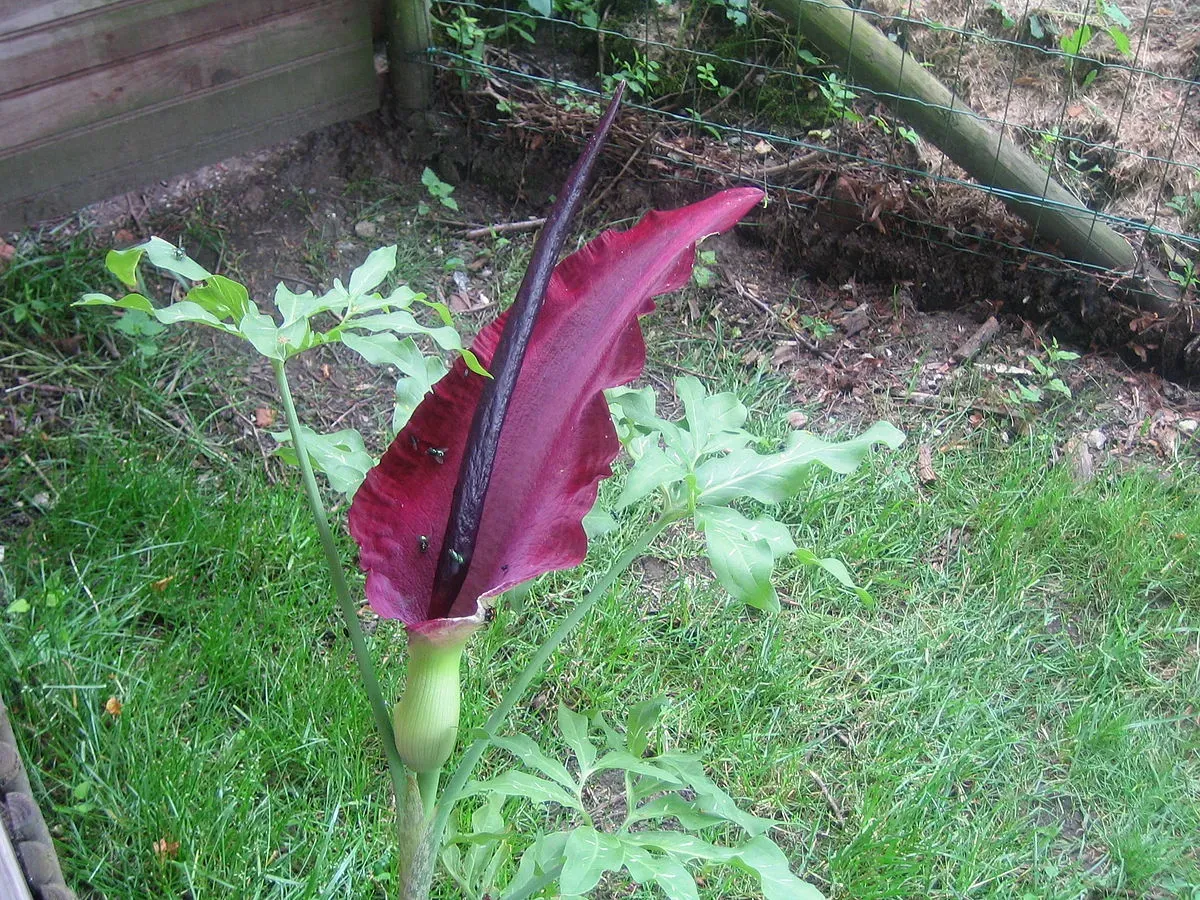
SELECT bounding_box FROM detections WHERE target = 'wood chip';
[916,443,937,484]
[952,316,1001,364]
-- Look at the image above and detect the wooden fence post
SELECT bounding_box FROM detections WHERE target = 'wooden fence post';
[762,0,1179,299]
[389,0,433,108]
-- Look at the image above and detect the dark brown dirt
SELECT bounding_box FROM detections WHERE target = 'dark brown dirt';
[7,92,1198,476]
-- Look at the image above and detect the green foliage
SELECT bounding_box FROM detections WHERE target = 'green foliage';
[799,314,834,342]
[1167,259,1197,292]
[420,167,460,214]
[452,701,824,899]
[708,0,750,27]
[816,73,863,124]
[607,376,903,611]
[78,239,482,497]
[604,50,662,98]
[1166,190,1200,234]
[1058,0,1132,84]
[692,249,719,287]
[1001,338,1081,408]
[0,238,107,339]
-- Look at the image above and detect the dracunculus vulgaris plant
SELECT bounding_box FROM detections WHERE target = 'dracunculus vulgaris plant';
[347,91,763,888]
[81,86,876,898]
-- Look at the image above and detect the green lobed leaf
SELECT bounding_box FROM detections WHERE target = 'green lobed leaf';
[655,753,777,836]
[582,504,618,539]
[526,0,552,15]
[560,827,626,895]
[626,696,667,757]
[339,332,448,432]
[274,283,321,326]
[271,425,373,497]
[1107,24,1131,55]
[673,375,752,462]
[460,348,490,378]
[239,309,284,359]
[623,846,700,900]
[491,734,578,793]
[351,309,464,351]
[137,236,211,281]
[1101,1,1131,29]
[733,835,826,900]
[593,750,683,783]
[695,506,796,612]
[187,274,251,321]
[153,300,238,332]
[77,292,153,313]
[505,831,569,900]
[346,245,398,297]
[276,318,319,356]
[414,295,453,325]
[463,770,582,811]
[607,385,668,446]
[557,704,598,773]
[105,247,145,287]
[794,548,873,605]
[695,420,904,505]
[626,794,727,831]
[614,441,688,509]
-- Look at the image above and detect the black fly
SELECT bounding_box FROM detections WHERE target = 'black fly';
[427,447,446,464]
[418,535,429,553]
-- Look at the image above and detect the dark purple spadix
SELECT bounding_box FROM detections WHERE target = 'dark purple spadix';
[426,84,627,619]
[348,118,763,637]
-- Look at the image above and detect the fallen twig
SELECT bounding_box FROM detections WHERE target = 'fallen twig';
[807,769,847,827]
[464,218,546,240]
[759,150,826,179]
[952,315,1002,364]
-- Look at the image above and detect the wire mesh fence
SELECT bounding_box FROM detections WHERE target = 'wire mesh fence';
[415,0,1200,304]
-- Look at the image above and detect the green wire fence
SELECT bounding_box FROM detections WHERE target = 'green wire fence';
[401,0,1199,348]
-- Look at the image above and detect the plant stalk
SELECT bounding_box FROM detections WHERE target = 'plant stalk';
[272,359,409,809]
[432,513,678,840]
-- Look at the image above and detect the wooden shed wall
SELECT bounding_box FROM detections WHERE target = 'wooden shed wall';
[0,0,380,231]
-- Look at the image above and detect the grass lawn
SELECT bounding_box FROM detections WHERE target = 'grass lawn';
[2,233,1198,899]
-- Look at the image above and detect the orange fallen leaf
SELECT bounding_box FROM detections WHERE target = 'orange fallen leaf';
[153,837,180,862]
[255,407,277,428]
[1066,104,1084,118]
[151,575,174,591]
[105,696,123,717]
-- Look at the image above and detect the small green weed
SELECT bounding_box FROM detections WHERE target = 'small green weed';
[419,167,459,214]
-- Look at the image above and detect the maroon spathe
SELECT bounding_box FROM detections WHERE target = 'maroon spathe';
[348,187,764,638]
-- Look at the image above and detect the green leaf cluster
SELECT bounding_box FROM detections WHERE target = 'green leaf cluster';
[607,376,903,611]
[79,238,484,497]
[455,701,823,899]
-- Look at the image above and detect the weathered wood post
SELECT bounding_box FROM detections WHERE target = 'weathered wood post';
[389,0,434,108]
[762,0,1179,299]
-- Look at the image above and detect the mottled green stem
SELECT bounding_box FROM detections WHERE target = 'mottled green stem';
[272,359,408,809]
[432,513,678,841]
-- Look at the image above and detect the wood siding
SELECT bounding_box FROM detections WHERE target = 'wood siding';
[0,0,379,231]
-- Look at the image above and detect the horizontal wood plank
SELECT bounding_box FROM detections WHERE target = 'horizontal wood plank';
[0,0,326,95]
[0,0,113,33]
[1,49,377,230]
[2,1,365,147]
